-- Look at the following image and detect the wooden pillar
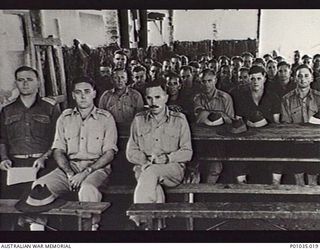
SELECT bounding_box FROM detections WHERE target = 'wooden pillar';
[118,10,129,48]
[168,10,174,49]
[256,9,261,56]
[138,10,148,48]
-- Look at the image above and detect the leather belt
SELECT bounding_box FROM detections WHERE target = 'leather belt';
[13,153,43,159]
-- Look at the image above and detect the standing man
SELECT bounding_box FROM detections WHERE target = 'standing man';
[99,68,144,123]
[32,76,118,230]
[0,66,60,230]
[242,52,254,69]
[281,64,320,185]
[170,55,182,74]
[149,62,163,81]
[291,50,301,76]
[193,69,234,183]
[126,80,192,228]
[94,64,113,105]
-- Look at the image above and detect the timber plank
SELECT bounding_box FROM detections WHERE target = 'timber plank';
[127,202,320,220]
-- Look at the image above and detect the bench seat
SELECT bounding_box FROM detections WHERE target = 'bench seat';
[0,199,111,231]
[127,201,320,230]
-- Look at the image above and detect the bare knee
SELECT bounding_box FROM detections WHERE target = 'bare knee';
[78,183,102,202]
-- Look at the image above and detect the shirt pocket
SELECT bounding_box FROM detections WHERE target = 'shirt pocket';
[290,105,302,123]
[65,129,79,154]
[31,114,51,139]
[162,127,179,152]
[87,128,104,155]
[4,113,23,140]
[137,126,152,153]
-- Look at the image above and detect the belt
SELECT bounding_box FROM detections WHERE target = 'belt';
[13,153,43,159]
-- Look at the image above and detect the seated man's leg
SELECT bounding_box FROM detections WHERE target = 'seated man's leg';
[134,163,184,204]
[78,168,110,231]
[206,161,223,184]
[305,163,319,186]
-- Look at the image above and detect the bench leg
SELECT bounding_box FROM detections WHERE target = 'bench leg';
[78,214,93,231]
[186,193,194,230]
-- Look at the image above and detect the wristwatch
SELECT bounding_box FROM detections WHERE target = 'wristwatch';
[85,167,93,174]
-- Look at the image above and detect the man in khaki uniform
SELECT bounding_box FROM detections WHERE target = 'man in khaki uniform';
[281,64,320,185]
[193,69,235,183]
[99,68,144,123]
[126,80,192,228]
[33,76,118,230]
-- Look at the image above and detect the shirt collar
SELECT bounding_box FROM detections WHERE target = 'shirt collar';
[111,86,129,95]
[146,106,170,122]
[294,88,314,100]
[17,94,41,109]
[72,106,98,120]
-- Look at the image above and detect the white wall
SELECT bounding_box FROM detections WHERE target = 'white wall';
[41,10,111,47]
[259,10,320,62]
[148,10,170,46]
[173,10,259,41]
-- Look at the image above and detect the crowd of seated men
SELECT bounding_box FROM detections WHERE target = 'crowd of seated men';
[1,48,320,231]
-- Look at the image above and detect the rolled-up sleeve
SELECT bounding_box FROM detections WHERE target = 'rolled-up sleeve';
[102,115,118,153]
[126,117,148,165]
[51,115,67,151]
[167,116,193,163]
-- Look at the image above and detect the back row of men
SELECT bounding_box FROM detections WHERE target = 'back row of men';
[0,48,319,230]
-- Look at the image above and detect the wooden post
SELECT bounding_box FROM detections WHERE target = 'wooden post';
[256,9,261,56]
[138,10,148,48]
[168,10,174,49]
[118,10,129,48]
[35,46,46,97]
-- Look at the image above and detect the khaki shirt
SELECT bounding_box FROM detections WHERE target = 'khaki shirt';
[126,107,193,166]
[52,107,118,161]
[98,87,144,123]
[281,88,320,123]
[193,89,235,123]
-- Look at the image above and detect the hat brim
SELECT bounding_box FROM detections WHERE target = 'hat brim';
[204,117,224,127]
[247,118,268,128]
[15,195,67,214]
[309,116,320,125]
[216,125,255,137]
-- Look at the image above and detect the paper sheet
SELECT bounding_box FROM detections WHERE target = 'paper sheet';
[7,167,38,186]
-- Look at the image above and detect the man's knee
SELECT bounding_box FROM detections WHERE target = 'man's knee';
[78,183,102,202]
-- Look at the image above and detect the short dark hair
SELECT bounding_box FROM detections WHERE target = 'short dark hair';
[231,56,243,63]
[132,65,147,73]
[188,61,200,68]
[313,54,320,61]
[277,61,291,69]
[145,78,168,94]
[249,65,266,75]
[171,54,181,61]
[150,62,162,68]
[112,68,128,77]
[208,59,218,64]
[253,58,266,67]
[241,52,254,58]
[295,64,313,75]
[180,65,192,72]
[302,54,312,60]
[166,71,180,81]
[239,67,250,73]
[199,69,216,78]
[72,76,96,90]
[15,66,39,79]
[266,59,277,66]
[114,49,127,58]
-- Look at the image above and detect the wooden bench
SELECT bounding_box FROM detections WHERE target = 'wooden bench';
[0,199,111,231]
[102,183,320,196]
[127,201,320,230]
[121,184,320,230]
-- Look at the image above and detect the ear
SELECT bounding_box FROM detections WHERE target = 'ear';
[72,92,76,100]
[164,93,169,103]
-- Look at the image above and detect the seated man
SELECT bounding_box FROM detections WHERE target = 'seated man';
[0,66,60,230]
[233,66,281,184]
[129,65,148,97]
[126,80,192,228]
[281,64,320,185]
[32,76,118,230]
[99,68,144,123]
[193,69,234,183]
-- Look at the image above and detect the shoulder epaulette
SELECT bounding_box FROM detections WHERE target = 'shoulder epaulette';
[169,110,185,119]
[136,110,148,117]
[61,108,73,116]
[312,89,320,96]
[96,108,111,117]
[42,97,56,106]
